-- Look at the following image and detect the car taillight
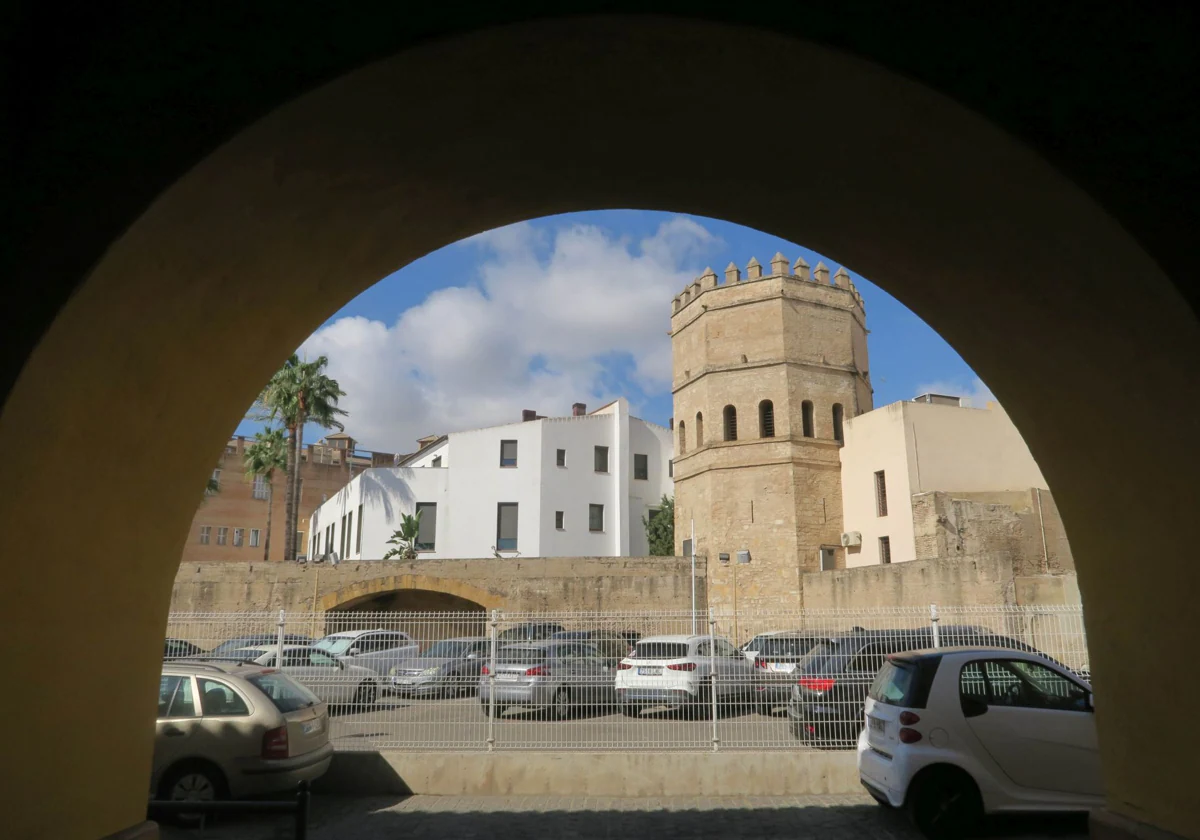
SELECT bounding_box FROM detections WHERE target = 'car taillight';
[262,725,289,759]
[754,658,769,669]
[525,666,547,676]
[898,711,920,725]
[667,662,697,671]
[481,665,489,675]
[798,677,835,693]
[617,662,632,670]
[898,727,922,744]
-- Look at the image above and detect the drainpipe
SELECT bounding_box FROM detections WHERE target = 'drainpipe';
[1035,488,1050,574]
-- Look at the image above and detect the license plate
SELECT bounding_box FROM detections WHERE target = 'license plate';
[497,672,519,682]
[638,666,662,676]
[868,716,886,733]
[302,718,323,735]
[393,678,414,686]
[770,662,796,673]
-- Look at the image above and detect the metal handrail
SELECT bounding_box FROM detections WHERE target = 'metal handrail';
[148,780,310,839]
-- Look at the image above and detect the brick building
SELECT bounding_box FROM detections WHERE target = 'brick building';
[670,254,872,610]
[181,432,398,564]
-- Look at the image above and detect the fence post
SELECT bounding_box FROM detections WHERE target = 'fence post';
[708,615,719,752]
[277,609,286,664]
[930,603,941,648]
[294,780,310,840]
[487,609,498,751]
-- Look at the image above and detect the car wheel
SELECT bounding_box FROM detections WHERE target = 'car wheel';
[480,699,505,717]
[158,762,227,826]
[353,681,377,708]
[621,703,641,717]
[692,685,714,720]
[550,688,571,720]
[908,767,982,839]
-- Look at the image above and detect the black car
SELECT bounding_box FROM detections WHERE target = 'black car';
[497,622,566,643]
[163,638,204,659]
[786,625,1038,746]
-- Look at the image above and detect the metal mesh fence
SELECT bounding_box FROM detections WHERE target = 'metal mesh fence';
[165,603,1088,752]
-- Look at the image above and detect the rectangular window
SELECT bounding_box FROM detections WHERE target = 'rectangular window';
[250,528,261,548]
[216,526,228,546]
[556,448,566,467]
[500,440,518,467]
[356,504,363,553]
[668,459,673,478]
[296,531,305,559]
[233,528,244,547]
[340,514,347,556]
[431,455,443,468]
[879,536,892,565]
[252,475,268,500]
[199,525,211,545]
[415,502,437,551]
[589,503,605,532]
[347,511,354,555]
[874,470,888,517]
[594,445,609,473]
[648,507,661,524]
[555,510,565,530]
[633,453,648,480]
[496,503,518,550]
[210,468,221,490]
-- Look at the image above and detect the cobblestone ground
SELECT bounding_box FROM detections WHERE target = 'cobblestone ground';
[159,794,1089,840]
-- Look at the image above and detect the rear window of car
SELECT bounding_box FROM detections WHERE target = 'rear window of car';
[757,637,821,658]
[632,642,689,660]
[498,647,546,664]
[246,672,321,713]
[795,641,843,673]
[869,658,939,708]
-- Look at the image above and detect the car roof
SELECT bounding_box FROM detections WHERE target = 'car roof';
[162,660,275,677]
[635,634,709,644]
[440,636,489,643]
[891,645,1057,662]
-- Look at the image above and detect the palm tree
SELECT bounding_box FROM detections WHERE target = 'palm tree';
[244,428,288,563]
[382,511,423,561]
[254,354,347,562]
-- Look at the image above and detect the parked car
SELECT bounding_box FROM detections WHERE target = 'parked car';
[614,634,758,718]
[550,629,635,663]
[209,634,312,657]
[497,622,566,643]
[787,625,1038,746]
[152,661,333,810]
[222,645,381,708]
[619,630,643,649]
[313,629,419,676]
[858,647,1101,838]
[164,638,205,659]
[390,636,489,698]
[744,632,826,713]
[479,641,616,718]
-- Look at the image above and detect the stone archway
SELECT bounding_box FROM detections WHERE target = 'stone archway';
[3,13,1197,840]
[320,576,503,613]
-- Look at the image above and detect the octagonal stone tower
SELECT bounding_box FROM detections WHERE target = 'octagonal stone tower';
[670,254,872,611]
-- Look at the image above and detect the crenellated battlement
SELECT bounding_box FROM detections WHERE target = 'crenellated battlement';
[671,253,865,314]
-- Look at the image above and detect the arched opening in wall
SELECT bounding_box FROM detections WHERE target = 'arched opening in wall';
[695,412,704,447]
[759,400,775,438]
[326,588,487,643]
[678,420,686,455]
[720,405,739,444]
[801,400,815,438]
[832,403,844,443]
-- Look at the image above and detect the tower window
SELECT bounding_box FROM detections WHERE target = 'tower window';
[723,405,738,441]
[678,421,687,455]
[759,400,775,438]
[695,412,704,447]
[802,400,814,438]
[874,470,888,517]
[879,536,892,565]
[832,403,845,443]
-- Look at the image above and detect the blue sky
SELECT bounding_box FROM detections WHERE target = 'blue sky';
[236,211,991,454]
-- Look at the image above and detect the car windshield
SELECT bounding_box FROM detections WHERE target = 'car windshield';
[314,636,356,656]
[757,637,821,658]
[869,660,918,706]
[227,648,267,661]
[497,647,546,664]
[422,640,479,659]
[246,672,321,712]
[631,642,689,660]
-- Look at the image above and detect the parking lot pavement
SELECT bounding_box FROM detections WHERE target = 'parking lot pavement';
[159,793,1090,840]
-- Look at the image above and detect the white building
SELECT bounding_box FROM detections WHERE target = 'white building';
[839,394,1048,567]
[308,398,673,561]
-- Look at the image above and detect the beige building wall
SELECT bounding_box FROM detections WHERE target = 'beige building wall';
[841,399,1049,567]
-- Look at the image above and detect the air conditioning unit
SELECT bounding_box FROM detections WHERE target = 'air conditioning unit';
[840,531,862,547]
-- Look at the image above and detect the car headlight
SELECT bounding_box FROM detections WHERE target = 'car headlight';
[421,667,441,676]
[388,666,398,676]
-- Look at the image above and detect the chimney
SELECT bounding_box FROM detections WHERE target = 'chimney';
[522,409,538,422]
[572,402,587,417]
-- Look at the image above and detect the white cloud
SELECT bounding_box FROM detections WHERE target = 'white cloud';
[912,377,997,409]
[298,217,720,453]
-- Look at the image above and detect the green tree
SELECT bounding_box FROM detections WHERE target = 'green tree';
[253,354,347,562]
[643,495,675,556]
[244,427,288,563]
[382,511,423,561]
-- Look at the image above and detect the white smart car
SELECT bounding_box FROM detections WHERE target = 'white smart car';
[857,646,1101,838]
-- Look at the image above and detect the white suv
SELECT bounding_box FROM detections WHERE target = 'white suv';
[857,646,1101,838]
[613,634,757,718]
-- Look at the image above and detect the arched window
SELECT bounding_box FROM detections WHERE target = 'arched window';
[832,403,844,443]
[801,400,814,438]
[695,412,704,448]
[678,421,687,455]
[759,400,775,438]
[723,405,738,441]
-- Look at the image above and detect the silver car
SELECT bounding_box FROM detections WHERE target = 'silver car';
[313,629,419,676]
[745,632,826,713]
[226,645,381,708]
[478,641,617,719]
[390,637,490,698]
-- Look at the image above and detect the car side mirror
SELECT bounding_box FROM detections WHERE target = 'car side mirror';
[347,647,361,656]
[467,652,479,660]
[961,696,988,718]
